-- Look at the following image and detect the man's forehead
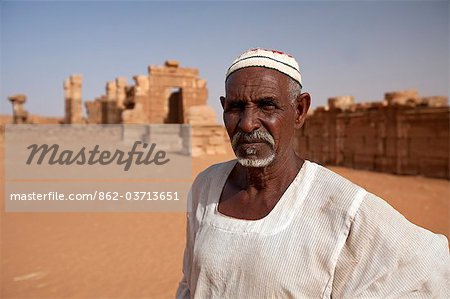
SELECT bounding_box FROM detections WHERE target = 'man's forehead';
[225,67,289,99]
[226,67,289,87]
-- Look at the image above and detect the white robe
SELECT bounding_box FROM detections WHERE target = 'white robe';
[176,160,449,298]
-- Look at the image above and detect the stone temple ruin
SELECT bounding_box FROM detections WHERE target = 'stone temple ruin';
[63,60,212,125]
[4,63,449,178]
[294,90,450,179]
[61,60,228,156]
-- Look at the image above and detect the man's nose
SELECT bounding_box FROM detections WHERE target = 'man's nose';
[238,107,260,133]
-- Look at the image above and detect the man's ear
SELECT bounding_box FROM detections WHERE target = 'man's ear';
[220,96,226,109]
[294,92,311,129]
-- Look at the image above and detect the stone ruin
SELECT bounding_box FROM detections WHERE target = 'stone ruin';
[61,60,229,156]
[4,60,230,156]
[6,68,449,174]
[294,90,450,179]
[8,94,29,124]
[63,75,84,124]
[80,60,209,125]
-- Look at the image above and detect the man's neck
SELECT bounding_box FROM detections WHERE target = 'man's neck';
[236,151,304,191]
[218,151,305,220]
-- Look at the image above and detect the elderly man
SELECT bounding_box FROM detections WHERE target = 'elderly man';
[176,49,449,298]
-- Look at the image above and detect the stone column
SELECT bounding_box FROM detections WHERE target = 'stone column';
[115,77,128,109]
[103,81,120,124]
[121,75,148,124]
[134,75,149,95]
[8,94,28,124]
[106,81,117,103]
[64,75,83,124]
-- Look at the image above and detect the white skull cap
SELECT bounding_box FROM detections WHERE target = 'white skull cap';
[226,48,302,87]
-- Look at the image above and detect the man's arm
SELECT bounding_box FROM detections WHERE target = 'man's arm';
[175,166,213,299]
[175,211,192,298]
[332,192,449,298]
[175,189,194,299]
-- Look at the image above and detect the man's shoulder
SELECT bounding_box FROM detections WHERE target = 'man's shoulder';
[307,160,363,191]
[304,160,367,210]
[334,188,449,298]
[191,159,236,194]
[308,161,441,239]
[357,191,449,245]
[194,159,236,182]
[187,160,236,214]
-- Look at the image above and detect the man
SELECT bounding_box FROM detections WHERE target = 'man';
[176,48,449,298]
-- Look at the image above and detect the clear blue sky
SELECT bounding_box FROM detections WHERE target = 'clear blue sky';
[1,1,449,122]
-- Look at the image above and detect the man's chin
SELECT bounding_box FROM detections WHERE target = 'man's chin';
[236,153,276,168]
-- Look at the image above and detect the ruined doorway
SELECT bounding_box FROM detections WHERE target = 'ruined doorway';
[165,87,184,123]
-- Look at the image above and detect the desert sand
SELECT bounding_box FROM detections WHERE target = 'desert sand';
[1,150,449,299]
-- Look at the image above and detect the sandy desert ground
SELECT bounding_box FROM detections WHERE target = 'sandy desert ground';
[1,148,449,299]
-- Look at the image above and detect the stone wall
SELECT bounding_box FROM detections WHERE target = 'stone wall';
[84,77,126,125]
[295,91,450,179]
[191,125,230,157]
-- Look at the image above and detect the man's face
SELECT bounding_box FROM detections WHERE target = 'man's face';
[222,67,297,168]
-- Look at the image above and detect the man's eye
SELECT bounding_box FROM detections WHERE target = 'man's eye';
[226,102,244,111]
[259,100,276,110]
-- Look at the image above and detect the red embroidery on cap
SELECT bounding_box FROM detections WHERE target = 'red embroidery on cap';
[247,48,294,58]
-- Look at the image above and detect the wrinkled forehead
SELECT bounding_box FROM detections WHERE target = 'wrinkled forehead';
[225,67,290,98]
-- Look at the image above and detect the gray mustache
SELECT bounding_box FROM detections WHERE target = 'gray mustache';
[231,130,275,148]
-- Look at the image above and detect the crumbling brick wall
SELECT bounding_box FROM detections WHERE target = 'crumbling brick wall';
[295,91,449,179]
